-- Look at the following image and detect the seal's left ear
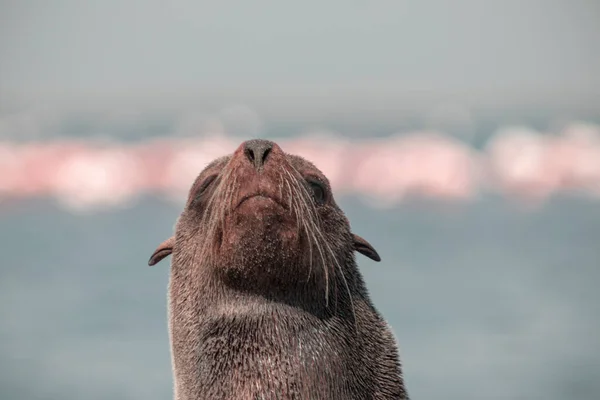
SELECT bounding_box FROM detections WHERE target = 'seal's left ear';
[148,237,175,266]
[352,234,381,262]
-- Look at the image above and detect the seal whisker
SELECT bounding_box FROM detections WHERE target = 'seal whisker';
[200,166,234,263]
[223,171,237,221]
[283,168,331,306]
[319,230,358,332]
[283,177,302,237]
[283,174,315,285]
[289,174,357,330]
[290,173,332,305]
[284,167,357,328]
[283,178,309,269]
[284,173,318,250]
[278,174,284,211]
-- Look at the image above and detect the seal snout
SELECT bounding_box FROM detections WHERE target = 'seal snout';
[228,139,290,214]
[238,139,285,171]
[244,139,274,170]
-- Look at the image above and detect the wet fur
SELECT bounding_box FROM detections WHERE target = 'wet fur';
[150,142,408,399]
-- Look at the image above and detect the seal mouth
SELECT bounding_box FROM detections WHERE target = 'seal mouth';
[236,193,288,210]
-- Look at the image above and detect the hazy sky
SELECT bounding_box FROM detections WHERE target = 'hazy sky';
[1,0,600,99]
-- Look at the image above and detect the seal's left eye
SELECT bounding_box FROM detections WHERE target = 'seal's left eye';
[307,180,326,204]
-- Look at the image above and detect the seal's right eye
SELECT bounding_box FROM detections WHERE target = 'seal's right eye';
[192,175,217,203]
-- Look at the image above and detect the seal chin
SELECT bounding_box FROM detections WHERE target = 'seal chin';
[226,195,296,240]
[218,191,298,266]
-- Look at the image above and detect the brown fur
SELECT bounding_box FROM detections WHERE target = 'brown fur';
[149,139,409,399]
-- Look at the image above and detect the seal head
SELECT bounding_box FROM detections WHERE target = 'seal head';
[149,139,407,399]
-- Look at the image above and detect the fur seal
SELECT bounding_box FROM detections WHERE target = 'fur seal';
[149,139,409,399]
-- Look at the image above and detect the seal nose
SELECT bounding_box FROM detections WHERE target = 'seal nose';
[244,139,274,170]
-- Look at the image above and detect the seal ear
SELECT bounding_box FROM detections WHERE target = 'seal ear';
[148,237,174,266]
[352,234,381,262]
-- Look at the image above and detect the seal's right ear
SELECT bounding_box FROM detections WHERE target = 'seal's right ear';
[148,237,174,266]
[352,234,381,262]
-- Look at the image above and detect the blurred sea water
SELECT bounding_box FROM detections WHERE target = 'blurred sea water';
[1,112,599,399]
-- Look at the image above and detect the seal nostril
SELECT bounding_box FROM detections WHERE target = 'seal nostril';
[243,139,274,170]
[246,148,255,163]
[261,147,271,165]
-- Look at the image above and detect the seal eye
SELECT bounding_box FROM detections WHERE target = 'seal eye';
[307,180,326,204]
[192,175,217,203]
